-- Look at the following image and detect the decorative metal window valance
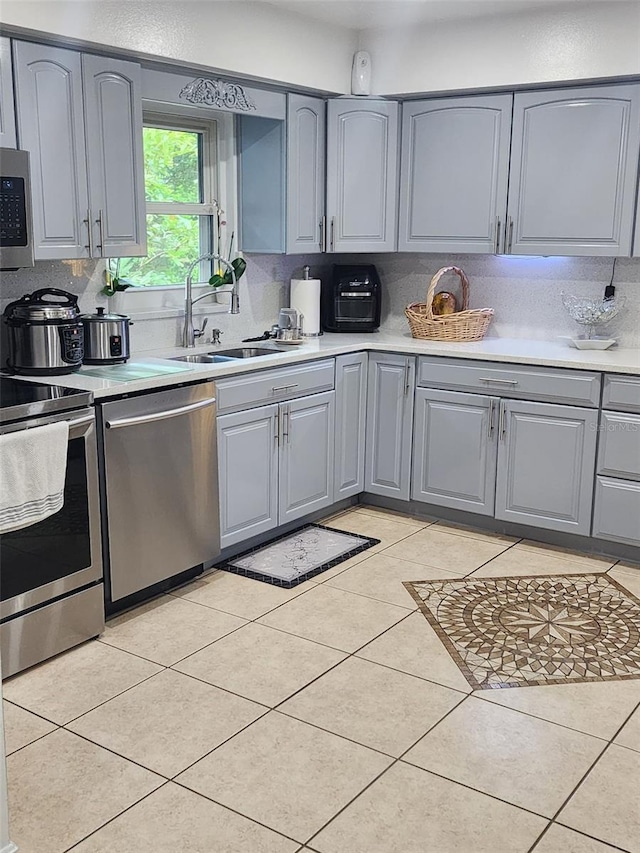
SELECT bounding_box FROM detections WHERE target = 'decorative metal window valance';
[179,78,257,111]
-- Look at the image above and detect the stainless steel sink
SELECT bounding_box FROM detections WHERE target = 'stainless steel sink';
[170,347,280,363]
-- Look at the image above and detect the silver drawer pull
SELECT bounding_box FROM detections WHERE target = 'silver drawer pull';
[479,377,519,385]
[272,383,299,393]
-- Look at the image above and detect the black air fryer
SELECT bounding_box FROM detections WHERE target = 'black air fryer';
[321,264,381,332]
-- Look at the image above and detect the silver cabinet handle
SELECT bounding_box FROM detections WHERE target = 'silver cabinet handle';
[272,383,298,394]
[105,397,215,429]
[282,405,290,443]
[96,209,105,256]
[479,377,519,385]
[499,400,507,440]
[83,209,94,257]
[320,216,326,252]
[494,216,501,254]
[404,360,411,396]
[487,399,496,438]
[507,216,514,253]
[330,216,335,252]
[274,409,280,445]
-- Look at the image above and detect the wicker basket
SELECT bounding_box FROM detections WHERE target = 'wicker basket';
[405,266,494,342]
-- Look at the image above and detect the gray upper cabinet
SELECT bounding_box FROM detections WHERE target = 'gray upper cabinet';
[412,388,498,515]
[334,352,368,500]
[495,399,598,535]
[238,115,285,253]
[507,84,640,256]
[0,38,16,148]
[287,94,325,254]
[13,41,145,260]
[326,99,398,253]
[82,55,146,257]
[279,391,335,524]
[14,42,90,259]
[365,353,415,501]
[399,95,512,253]
[218,404,279,549]
[633,181,640,257]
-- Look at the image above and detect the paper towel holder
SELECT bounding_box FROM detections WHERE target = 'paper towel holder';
[290,264,322,337]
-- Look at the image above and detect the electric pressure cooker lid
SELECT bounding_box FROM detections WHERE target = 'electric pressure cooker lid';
[3,288,81,322]
[80,306,130,322]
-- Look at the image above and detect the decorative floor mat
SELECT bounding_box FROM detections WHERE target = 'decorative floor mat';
[404,573,640,690]
[218,523,380,588]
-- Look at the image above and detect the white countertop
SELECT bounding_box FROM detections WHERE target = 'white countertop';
[12,333,640,399]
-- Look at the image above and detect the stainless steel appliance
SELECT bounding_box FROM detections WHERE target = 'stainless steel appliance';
[81,307,132,364]
[3,288,84,375]
[0,377,104,677]
[0,148,34,270]
[98,382,219,610]
[276,307,303,341]
[321,264,381,333]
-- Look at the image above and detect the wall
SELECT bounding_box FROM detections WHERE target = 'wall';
[0,0,356,93]
[361,1,640,95]
[3,254,637,357]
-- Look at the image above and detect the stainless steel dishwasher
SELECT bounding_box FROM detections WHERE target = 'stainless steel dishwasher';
[98,381,219,606]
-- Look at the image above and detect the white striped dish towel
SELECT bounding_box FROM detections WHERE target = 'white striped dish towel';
[0,421,69,534]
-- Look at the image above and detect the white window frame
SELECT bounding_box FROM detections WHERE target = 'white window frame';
[117,105,237,318]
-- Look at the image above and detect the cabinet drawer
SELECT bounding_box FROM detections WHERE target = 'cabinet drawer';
[603,375,640,413]
[597,412,640,480]
[216,359,335,414]
[417,357,600,406]
[593,476,640,546]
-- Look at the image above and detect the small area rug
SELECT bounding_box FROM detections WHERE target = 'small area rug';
[218,523,380,588]
[404,572,640,690]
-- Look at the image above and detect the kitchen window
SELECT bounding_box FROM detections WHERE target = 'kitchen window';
[118,112,234,289]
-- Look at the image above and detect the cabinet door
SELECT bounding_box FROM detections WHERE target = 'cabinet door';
[287,94,325,254]
[13,41,90,259]
[508,84,640,256]
[0,38,16,148]
[238,115,285,253]
[365,353,415,501]
[334,352,367,500]
[412,389,498,515]
[279,391,335,524]
[597,411,640,481]
[218,404,279,549]
[495,400,598,535]
[399,95,512,253]
[633,182,640,257]
[82,55,146,257]
[326,99,398,252]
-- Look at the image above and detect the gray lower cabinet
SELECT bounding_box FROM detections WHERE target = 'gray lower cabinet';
[286,94,325,254]
[593,477,640,546]
[412,389,498,515]
[592,408,640,546]
[495,399,598,535]
[507,84,640,256]
[279,391,335,524]
[326,99,398,253]
[365,353,415,501]
[218,391,335,548]
[399,94,512,254]
[13,41,145,260]
[334,352,368,500]
[0,37,16,148]
[218,404,279,549]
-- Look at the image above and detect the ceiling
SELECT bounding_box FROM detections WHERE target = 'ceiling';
[263,0,587,30]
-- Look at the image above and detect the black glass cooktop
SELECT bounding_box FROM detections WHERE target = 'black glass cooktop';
[0,376,92,423]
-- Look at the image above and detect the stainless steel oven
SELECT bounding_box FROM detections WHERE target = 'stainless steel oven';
[0,379,104,677]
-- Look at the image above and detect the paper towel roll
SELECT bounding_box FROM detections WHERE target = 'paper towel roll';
[290,277,321,336]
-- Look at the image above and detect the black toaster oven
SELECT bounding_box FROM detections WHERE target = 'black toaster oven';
[321,264,381,332]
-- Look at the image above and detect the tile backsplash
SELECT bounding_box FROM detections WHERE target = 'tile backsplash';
[1,253,638,353]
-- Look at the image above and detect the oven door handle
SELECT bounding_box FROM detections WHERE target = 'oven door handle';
[67,413,96,429]
[105,397,216,429]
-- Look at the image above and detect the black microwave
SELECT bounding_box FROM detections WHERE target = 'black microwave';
[0,148,34,270]
[321,264,381,333]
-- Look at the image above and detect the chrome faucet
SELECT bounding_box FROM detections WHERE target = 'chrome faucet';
[183,253,239,348]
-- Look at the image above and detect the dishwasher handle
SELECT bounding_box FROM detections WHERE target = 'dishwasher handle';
[105,396,215,430]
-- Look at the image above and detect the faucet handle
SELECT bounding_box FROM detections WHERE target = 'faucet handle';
[194,317,209,339]
[210,328,222,345]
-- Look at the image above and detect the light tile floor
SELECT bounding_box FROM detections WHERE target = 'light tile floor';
[3,504,640,853]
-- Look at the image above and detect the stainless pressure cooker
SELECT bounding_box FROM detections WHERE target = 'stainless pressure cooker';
[3,288,84,375]
[81,307,131,364]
